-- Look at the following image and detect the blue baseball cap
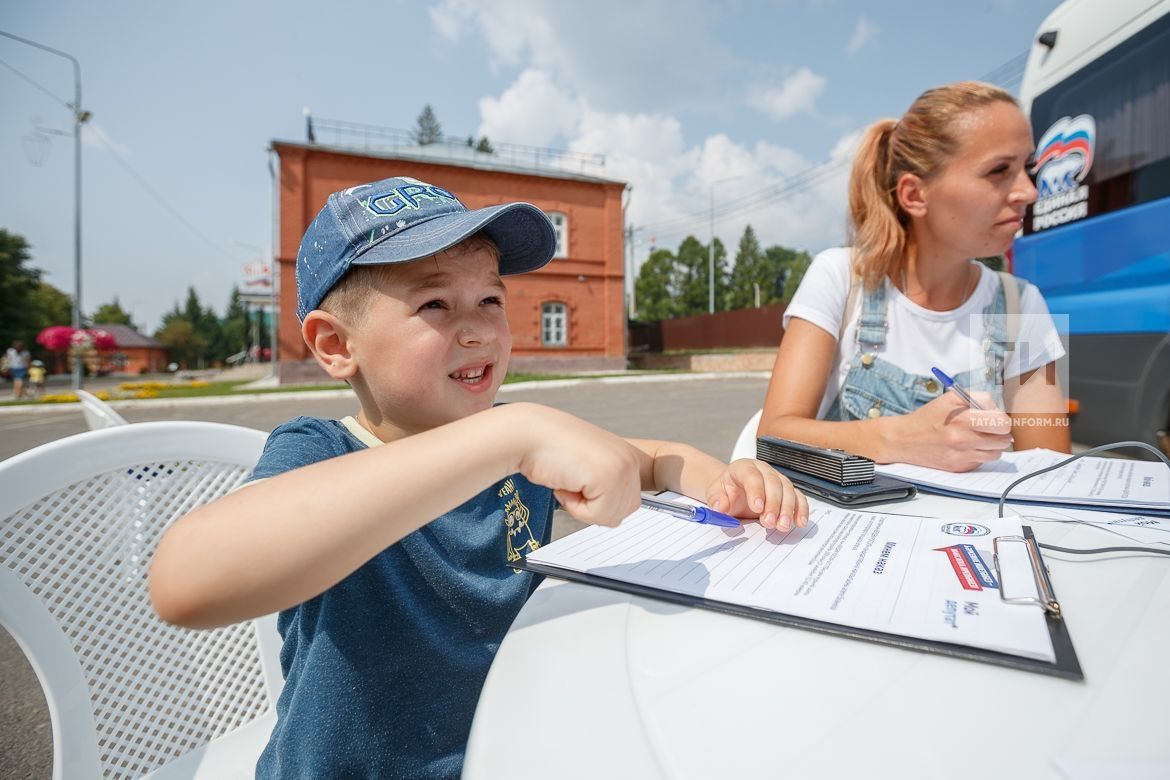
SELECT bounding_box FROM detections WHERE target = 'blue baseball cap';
[295,175,558,320]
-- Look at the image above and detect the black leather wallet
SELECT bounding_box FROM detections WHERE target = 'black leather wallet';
[765,462,917,507]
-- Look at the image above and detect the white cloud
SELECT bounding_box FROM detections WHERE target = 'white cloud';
[474,71,853,274]
[828,128,864,161]
[753,140,809,176]
[430,0,730,113]
[572,111,688,167]
[81,123,131,156]
[477,69,583,147]
[748,68,827,122]
[428,0,476,41]
[846,17,877,55]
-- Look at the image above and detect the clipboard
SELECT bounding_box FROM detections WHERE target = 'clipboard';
[517,525,1082,680]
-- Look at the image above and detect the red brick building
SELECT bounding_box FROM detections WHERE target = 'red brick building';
[95,324,168,375]
[270,140,628,382]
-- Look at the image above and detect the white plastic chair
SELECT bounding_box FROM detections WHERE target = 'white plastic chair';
[730,408,763,461]
[0,421,283,779]
[76,388,129,429]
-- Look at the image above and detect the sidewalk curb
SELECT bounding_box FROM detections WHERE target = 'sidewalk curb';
[500,371,769,392]
[0,372,770,416]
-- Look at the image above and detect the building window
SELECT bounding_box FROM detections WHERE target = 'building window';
[548,211,568,258]
[541,302,568,347]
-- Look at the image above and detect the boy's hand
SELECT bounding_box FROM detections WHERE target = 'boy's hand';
[512,404,643,528]
[705,459,809,532]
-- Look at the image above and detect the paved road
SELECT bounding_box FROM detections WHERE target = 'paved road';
[0,375,769,779]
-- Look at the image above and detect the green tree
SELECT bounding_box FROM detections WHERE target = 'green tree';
[27,281,73,369]
[182,287,224,365]
[413,104,443,145]
[91,296,137,330]
[29,280,72,326]
[0,229,43,349]
[634,248,680,323]
[764,246,812,301]
[675,235,729,316]
[154,287,223,367]
[726,225,767,310]
[219,287,249,361]
[474,136,495,154]
[155,316,205,370]
[257,306,272,358]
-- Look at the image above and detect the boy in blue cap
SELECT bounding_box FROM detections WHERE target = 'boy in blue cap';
[150,176,807,778]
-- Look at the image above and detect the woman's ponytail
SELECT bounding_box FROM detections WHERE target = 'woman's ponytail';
[847,119,905,289]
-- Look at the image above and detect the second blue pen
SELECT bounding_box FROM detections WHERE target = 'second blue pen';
[930,367,985,410]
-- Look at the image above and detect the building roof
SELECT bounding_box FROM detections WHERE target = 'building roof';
[271,139,627,187]
[95,323,164,349]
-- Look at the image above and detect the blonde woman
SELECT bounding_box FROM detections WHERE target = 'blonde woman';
[760,82,1069,472]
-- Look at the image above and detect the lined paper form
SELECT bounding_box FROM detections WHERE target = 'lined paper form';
[527,500,1057,662]
[877,450,1170,513]
[1006,505,1170,546]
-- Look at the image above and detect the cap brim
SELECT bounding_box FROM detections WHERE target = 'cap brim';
[350,202,556,275]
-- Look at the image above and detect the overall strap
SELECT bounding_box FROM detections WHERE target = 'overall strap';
[839,252,887,348]
[857,281,888,347]
[838,271,888,347]
[997,270,1021,368]
[839,271,860,344]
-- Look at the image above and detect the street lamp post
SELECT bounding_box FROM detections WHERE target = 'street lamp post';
[0,30,90,389]
[708,176,741,314]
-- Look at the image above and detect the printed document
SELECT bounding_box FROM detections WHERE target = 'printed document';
[526,501,1056,662]
[876,449,1170,513]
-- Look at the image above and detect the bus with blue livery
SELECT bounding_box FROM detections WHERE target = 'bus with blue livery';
[1013,0,1170,452]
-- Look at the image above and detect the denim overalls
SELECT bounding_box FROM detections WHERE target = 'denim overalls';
[824,274,1025,421]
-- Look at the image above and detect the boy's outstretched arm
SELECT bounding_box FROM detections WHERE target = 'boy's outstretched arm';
[625,439,809,532]
[150,402,642,630]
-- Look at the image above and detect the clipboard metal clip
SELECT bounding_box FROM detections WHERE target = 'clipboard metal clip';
[992,534,1062,618]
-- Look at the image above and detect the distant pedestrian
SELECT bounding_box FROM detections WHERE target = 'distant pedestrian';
[27,360,46,398]
[4,341,31,399]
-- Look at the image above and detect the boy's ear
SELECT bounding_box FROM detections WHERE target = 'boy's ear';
[895,172,929,219]
[302,311,357,380]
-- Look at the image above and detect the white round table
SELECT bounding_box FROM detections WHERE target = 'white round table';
[466,493,1170,779]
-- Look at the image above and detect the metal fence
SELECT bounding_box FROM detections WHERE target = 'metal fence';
[307,117,607,177]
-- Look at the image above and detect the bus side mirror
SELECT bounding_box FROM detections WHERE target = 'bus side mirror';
[1037,30,1058,49]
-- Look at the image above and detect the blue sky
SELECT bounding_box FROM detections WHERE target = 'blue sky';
[1,0,1060,331]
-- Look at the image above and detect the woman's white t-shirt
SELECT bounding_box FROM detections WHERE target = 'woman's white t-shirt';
[783,247,1066,419]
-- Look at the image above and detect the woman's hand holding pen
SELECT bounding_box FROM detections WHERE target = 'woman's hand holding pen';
[885,391,1013,472]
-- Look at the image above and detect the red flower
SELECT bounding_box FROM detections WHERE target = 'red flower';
[37,325,76,352]
[88,329,116,350]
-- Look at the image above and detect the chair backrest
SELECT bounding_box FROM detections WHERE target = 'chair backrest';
[76,389,129,429]
[730,409,763,462]
[0,422,283,779]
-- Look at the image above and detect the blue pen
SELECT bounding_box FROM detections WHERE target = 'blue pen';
[930,367,985,410]
[641,495,741,528]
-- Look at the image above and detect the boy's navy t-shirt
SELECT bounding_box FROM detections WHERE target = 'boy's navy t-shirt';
[249,416,554,779]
